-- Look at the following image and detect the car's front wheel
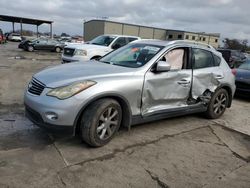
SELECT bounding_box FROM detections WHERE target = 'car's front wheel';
[80,98,122,147]
[55,47,61,53]
[27,46,34,52]
[205,89,229,119]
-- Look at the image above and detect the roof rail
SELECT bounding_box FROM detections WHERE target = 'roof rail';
[168,40,215,50]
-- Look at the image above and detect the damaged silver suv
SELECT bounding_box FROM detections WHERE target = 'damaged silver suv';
[24,40,235,147]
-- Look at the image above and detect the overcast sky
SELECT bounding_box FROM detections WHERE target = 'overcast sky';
[0,0,250,40]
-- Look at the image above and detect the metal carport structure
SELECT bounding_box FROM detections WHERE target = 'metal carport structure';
[0,15,53,38]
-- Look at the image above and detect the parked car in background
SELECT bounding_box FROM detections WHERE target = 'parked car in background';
[233,60,250,97]
[19,38,65,52]
[217,49,246,68]
[62,35,140,63]
[8,33,22,42]
[0,29,7,44]
[25,40,235,147]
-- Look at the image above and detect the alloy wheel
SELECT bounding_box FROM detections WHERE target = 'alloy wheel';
[213,93,227,115]
[97,107,119,140]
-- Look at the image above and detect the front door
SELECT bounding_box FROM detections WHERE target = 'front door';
[141,47,192,116]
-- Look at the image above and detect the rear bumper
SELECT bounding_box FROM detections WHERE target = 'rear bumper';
[25,104,74,134]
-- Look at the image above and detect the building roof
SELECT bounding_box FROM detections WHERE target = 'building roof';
[0,15,53,26]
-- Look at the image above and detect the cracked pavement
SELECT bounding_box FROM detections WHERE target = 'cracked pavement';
[0,43,250,188]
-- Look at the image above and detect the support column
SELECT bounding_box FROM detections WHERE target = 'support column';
[12,22,15,33]
[36,25,39,38]
[20,19,23,37]
[50,23,52,38]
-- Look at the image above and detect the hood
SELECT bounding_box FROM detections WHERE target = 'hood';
[236,68,250,82]
[34,61,135,88]
[66,43,109,51]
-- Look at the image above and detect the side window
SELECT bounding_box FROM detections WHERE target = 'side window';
[213,55,221,66]
[112,37,127,49]
[162,49,185,70]
[127,37,138,43]
[192,49,214,69]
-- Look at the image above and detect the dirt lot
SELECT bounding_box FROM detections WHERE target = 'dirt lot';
[0,42,250,188]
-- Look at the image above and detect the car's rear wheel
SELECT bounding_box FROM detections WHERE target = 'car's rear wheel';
[27,46,34,52]
[55,47,61,53]
[205,89,229,119]
[80,98,122,147]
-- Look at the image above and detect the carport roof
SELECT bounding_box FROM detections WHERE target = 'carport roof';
[0,15,53,26]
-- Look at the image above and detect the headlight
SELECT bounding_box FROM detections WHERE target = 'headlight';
[47,81,96,99]
[74,49,87,56]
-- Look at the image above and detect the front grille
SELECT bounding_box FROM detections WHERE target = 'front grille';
[28,78,45,95]
[236,81,250,90]
[63,47,75,56]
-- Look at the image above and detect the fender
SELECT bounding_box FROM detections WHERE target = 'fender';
[72,92,133,135]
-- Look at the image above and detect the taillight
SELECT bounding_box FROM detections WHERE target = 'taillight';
[231,69,237,76]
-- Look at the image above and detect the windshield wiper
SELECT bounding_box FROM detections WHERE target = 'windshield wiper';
[91,42,103,46]
[99,60,110,64]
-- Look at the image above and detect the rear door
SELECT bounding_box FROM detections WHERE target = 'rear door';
[191,48,223,99]
[141,47,192,116]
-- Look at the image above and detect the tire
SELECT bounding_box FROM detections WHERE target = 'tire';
[55,47,61,53]
[205,89,229,119]
[27,46,34,52]
[80,98,122,147]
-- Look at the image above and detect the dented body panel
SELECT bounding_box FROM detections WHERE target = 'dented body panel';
[142,69,192,116]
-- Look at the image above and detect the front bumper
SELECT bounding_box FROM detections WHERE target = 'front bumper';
[24,88,82,132]
[62,55,90,63]
[25,105,74,134]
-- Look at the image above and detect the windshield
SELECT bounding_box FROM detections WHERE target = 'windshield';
[238,61,250,70]
[90,35,116,46]
[99,43,164,68]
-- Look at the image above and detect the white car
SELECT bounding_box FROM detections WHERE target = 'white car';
[62,35,140,63]
[8,33,22,42]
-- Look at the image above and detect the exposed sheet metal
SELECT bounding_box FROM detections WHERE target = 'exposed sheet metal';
[192,71,221,99]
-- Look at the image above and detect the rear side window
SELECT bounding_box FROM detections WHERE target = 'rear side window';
[112,37,127,48]
[213,55,221,66]
[127,37,138,42]
[192,49,214,69]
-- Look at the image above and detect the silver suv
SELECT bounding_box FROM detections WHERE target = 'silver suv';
[24,40,235,147]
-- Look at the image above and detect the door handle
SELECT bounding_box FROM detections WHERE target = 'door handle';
[215,75,224,79]
[177,79,190,85]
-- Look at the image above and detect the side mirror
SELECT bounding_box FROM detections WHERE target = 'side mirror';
[112,43,121,50]
[156,61,171,72]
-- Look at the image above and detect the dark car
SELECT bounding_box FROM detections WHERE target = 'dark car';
[217,49,246,68]
[19,38,65,52]
[233,60,250,97]
[0,29,7,44]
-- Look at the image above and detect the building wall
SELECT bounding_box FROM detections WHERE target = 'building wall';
[153,29,166,40]
[183,32,219,48]
[104,22,123,35]
[139,26,154,39]
[84,20,105,41]
[123,24,139,36]
[84,20,220,48]
[166,31,184,40]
